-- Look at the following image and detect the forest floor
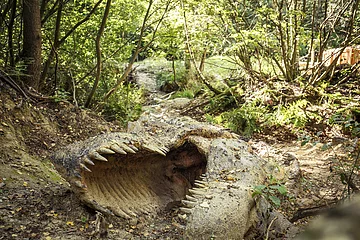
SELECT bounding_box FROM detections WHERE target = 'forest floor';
[0,67,358,239]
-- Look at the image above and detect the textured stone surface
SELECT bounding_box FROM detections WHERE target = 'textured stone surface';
[52,110,291,239]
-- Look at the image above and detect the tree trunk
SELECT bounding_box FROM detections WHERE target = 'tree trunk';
[102,0,171,103]
[85,0,112,108]
[199,48,207,73]
[22,0,42,90]
[40,0,104,87]
[172,57,176,83]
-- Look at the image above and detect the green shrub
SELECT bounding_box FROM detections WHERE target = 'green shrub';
[156,65,186,86]
[329,110,360,136]
[252,174,289,208]
[101,83,144,126]
[172,89,195,99]
[266,99,317,129]
[222,106,264,136]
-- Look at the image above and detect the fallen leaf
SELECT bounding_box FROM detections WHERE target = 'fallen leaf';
[66,221,74,226]
[226,175,236,181]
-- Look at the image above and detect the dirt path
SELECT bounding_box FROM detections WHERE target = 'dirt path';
[134,64,159,93]
[134,63,168,106]
[250,136,359,225]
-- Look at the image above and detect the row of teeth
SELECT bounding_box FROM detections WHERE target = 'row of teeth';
[180,176,208,214]
[73,139,208,215]
[73,140,169,188]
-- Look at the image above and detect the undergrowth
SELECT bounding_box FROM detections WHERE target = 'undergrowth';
[100,83,144,126]
[252,174,290,208]
[203,80,359,138]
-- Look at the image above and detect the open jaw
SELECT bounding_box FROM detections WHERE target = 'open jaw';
[77,142,207,218]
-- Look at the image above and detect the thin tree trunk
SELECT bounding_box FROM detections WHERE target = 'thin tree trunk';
[40,0,104,86]
[181,0,222,95]
[85,0,112,108]
[199,48,207,73]
[41,0,59,25]
[184,47,192,80]
[102,0,170,103]
[306,0,316,71]
[40,0,62,93]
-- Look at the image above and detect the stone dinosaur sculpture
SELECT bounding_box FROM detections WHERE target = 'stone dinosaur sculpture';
[51,109,296,239]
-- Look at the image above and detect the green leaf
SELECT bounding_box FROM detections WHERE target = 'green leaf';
[269,196,281,207]
[301,140,308,146]
[270,185,288,195]
[254,185,267,191]
[252,185,267,197]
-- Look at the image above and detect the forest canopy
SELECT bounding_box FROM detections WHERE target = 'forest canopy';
[0,0,359,135]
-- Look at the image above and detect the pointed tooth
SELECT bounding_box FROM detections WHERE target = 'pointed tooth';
[185,195,198,202]
[122,208,137,218]
[115,208,131,219]
[74,181,82,188]
[74,172,82,179]
[98,147,115,154]
[194,182,206,188]
[110,144,127,154]
[117,142,136,154]
[195,180,207,185]
[88,151,108,162]
[159,146,169,154]
[80,163,92,172]
[128,144,139,152]
[74,180,86,189]
[83,157,95,166]
[200,174,207,180]
[189,188,206,195]
[182,200,197,208]
[179,207,192,214]
[142,144,166,156]
[156,148,167,156]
